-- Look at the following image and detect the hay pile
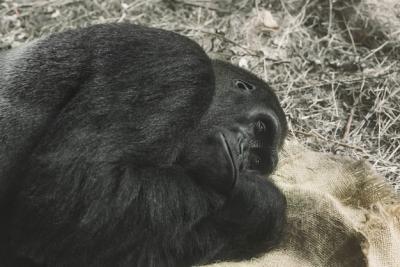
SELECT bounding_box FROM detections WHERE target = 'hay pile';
[0,0,399,187]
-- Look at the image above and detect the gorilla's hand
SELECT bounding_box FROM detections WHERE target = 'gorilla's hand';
[209,169,287,260]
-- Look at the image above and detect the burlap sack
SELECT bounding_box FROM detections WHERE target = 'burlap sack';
[205,141,400,267]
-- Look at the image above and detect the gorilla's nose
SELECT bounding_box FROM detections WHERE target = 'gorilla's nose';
[248,110,281,148]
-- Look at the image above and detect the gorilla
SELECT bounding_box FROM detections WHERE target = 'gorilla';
[0,24,287,266]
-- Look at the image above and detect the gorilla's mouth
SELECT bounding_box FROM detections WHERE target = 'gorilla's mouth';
[246,139,277,174]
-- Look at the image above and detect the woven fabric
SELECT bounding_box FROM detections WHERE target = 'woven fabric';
[205,141,400,267]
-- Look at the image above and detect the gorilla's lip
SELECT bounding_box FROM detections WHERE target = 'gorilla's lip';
[218,132,238,187]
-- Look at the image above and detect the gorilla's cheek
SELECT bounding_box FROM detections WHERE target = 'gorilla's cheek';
[178,133,238,194]
[198,134,238,192]
[218,132,238,186]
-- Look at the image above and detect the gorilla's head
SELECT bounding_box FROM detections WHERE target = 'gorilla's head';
[179,60,287,194]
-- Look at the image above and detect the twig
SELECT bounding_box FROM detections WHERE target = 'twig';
[342,104,356,140]
[198,29,259,56]
[276,68,399,91]
[198,29,290,63]
[294,130,367,153]
[170,0,231,14]
[341,13,358,56]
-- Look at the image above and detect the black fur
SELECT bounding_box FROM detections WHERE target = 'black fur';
[0,24,287,266]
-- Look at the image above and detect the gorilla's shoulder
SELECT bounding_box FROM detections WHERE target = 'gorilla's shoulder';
[34,23,207,59]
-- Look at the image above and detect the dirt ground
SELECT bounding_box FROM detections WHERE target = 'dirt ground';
[0,0,399,189]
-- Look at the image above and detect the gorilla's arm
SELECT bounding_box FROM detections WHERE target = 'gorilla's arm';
[123,168,285,266]
[206,173,286,261]
[11,166,284,266]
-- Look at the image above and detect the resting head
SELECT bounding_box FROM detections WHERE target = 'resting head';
[179,60,287,194]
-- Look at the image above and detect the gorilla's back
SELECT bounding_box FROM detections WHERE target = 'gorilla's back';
[0,42,43,204]
[0,34,86,205]
[0,23,210,206]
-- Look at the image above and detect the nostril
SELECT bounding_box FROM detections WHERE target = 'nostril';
[251,113,279,146]
[254,120,266,133]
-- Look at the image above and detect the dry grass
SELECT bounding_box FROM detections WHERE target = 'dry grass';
[1,0,399,190]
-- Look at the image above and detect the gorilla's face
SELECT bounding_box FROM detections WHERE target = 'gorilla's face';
[179,60,287,194]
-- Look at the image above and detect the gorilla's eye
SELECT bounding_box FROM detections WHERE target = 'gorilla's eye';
[234,79,255,92]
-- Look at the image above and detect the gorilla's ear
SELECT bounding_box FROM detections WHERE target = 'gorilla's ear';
[233,79,256,92]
